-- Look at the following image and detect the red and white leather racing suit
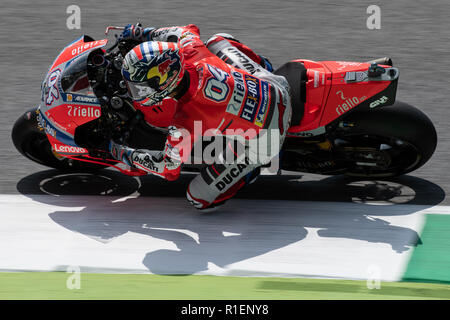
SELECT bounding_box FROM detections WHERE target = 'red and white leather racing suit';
[129,25,292,209]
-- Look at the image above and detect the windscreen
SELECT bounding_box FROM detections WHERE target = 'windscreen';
[60,52,96,97]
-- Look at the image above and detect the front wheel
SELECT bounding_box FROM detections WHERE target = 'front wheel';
[12,108,107,171]
[334,101,437,177]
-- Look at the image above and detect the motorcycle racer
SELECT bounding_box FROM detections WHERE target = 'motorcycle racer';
[110,23,292,210]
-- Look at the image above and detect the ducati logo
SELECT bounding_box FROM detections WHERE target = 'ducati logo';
[215,162,248,191]
[133,154,157,171]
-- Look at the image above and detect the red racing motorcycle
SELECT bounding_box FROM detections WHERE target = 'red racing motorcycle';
[12,29,437,178]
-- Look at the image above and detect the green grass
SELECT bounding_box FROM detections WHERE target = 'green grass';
[0,272,449,299]
[403,214,450,283]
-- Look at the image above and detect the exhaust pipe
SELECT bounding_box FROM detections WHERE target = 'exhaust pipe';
[365,57,393,66]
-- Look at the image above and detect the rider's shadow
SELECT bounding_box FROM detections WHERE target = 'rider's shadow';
[16,170,445,275]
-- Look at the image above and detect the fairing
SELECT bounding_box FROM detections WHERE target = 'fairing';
[38,36,108,155]
[287,60,398,137]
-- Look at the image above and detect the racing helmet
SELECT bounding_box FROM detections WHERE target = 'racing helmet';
[122,41,184,106]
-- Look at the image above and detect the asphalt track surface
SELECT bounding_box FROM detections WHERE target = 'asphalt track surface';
[1,0,449,202]
[0,1,449,279]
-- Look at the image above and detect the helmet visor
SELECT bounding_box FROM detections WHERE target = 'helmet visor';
[126,80,158,102]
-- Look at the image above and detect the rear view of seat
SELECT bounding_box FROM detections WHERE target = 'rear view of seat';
[274,61,306,127]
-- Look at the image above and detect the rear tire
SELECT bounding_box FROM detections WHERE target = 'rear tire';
[12,108,107,171]
[336,101,437,177]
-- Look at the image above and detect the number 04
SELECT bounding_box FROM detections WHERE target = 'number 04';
[204,65,230,102]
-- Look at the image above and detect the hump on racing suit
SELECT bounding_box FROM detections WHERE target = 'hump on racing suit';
[205,33,274,72]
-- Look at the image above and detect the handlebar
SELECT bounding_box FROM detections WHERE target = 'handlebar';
[105,26,125,35]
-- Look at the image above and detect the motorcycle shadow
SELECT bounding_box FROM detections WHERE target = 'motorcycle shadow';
[16,169,446,205]
[15,169,445,275]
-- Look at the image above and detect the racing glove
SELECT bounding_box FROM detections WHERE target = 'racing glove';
[131,144,181,181]
[119,23,155,42]
[109,139,181,181]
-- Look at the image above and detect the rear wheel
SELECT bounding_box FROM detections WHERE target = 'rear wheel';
[12,108,107,171]
[334,101,437,177]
